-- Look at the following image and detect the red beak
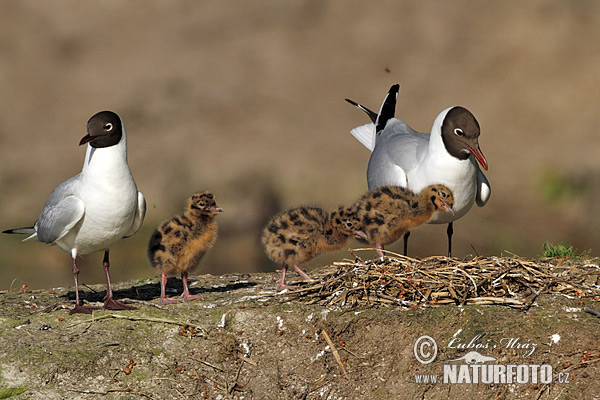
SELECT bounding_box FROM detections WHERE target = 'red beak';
[467,145,488,171]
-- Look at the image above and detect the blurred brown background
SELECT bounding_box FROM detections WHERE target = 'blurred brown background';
[1,0,598,290]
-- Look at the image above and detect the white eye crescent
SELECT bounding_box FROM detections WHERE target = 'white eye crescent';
[453,128,464,136]
[104,123,113,131]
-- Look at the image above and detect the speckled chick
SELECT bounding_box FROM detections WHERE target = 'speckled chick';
[262,206,365,291]
[352,185,454,259]
[148,192,223,304]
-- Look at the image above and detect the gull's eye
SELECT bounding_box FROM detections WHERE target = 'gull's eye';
[199,202,206,207]
[453,128,464,136]
[104,123,113,131]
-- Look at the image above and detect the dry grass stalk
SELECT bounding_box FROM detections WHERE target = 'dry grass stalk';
[321,329,349,379]
[288,249,600,310]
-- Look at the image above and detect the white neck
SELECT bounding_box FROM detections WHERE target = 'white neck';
[427,106,453,155]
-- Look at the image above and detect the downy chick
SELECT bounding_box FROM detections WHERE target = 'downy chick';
[262,206,365,291]
[148,192,223,304]
[352,184,454,259]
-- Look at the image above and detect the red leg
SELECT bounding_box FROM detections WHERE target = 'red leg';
[292,264,315,282]
[376,244,385,260]
[69,254,96,314]
[276,264,292,291]
[181,271,203,301]
[160,273,182,305]
[102,250,136,311]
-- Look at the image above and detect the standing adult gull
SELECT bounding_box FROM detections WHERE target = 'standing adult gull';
[4,111,146,314]
[346,84,490,256]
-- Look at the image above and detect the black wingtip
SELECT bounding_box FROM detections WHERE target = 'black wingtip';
[2,227,34,234]
[345,98,378,123]
[375,84,400,133]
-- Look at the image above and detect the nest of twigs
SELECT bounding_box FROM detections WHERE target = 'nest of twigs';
[289,249,600,310]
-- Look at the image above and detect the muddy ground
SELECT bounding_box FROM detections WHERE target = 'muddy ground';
[0,258,598,400]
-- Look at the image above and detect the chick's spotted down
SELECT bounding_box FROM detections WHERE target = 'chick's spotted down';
[352,184,454,259]
[262,206,365,291]
[148,192,223,304]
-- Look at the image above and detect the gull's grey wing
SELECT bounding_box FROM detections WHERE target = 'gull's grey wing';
[39,174,80,209]
[367,121,428,189]
[124,191,146,238]
[367,148,408,189]
[35,175,85,244]
[349,113,422,154]
[380,120,429,167]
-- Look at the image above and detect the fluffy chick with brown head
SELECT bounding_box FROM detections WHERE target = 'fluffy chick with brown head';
[262,206,365,291]
[148,192,223,304]
[352,184,454,259]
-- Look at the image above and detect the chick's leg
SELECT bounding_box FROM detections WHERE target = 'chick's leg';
[276,264,292,291]
[159,272,183,305]
[376,244,385,260]
[181,271,203,301]
[292,264,315,282]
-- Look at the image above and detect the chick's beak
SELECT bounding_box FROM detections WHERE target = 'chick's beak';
[210,206,224,214]
[353,230,368,240]
[440,201,455,216]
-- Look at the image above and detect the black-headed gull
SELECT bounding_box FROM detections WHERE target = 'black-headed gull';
[346,84,490,256]
[3,111,146,314]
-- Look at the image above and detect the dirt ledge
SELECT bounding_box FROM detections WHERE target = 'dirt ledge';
[0,261,598,400]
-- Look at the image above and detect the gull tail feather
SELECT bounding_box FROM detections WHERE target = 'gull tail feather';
[350,123,376,151]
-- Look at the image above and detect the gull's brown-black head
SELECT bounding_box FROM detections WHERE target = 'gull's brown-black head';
[441,106,488,170]
[80,111,123,148]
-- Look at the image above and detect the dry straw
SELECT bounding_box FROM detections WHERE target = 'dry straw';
[288,249,600,310]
